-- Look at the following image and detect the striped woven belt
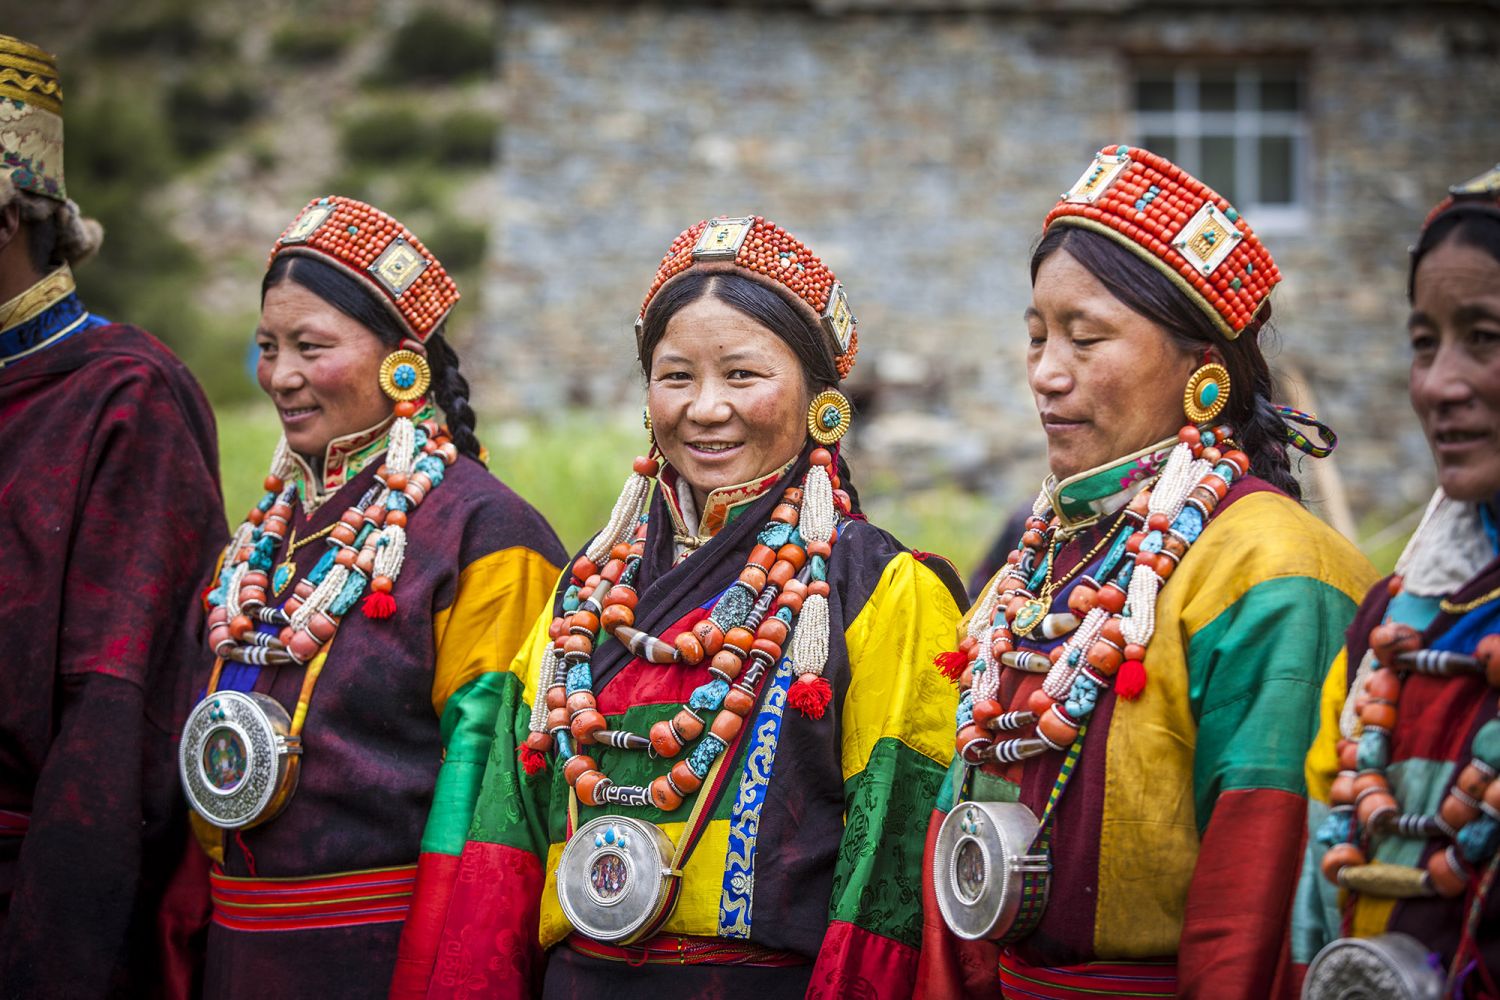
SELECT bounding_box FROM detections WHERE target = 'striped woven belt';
[566,932,809,968]
[210,863,418,933]
[998,950,1177,999]
[0,809,29,836]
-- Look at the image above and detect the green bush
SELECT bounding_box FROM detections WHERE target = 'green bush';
[64,91,205,360]
[269,22,352,65]
[433,110,500,166]
[166,74,261,158]
[423,216,488,273]
[375,10,493,85]
[89,7,204,58]
[339,108,427,166]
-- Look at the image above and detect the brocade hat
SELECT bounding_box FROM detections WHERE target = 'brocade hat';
[268,195,460,342]
[1421,163,1500,230]
[0,35,66,202]
[1044,144,1281,340]
[636,215,858,379]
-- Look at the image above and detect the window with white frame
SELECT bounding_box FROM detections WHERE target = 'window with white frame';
[1133,64,1308,231]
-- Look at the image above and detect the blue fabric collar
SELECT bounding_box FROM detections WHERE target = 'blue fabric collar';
[0,290,107,368]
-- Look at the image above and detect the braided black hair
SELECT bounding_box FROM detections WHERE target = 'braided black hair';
[1031,226,1302,500]
[263,254,484,462]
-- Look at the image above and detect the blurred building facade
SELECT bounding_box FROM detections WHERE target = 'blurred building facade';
[483,0,1500,527]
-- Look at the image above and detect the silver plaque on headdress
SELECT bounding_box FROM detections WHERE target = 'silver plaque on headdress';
[932,800,1049,941]
[1302,934,1443,1000]
[180,690,302,830]
[557,814,677,945]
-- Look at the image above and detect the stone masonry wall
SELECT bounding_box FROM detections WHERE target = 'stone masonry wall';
[480,1,1500,529]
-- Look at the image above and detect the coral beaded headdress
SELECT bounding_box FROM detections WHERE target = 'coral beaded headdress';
[0,35,67,202]
[268,195,460,342]
[1044,144,1281,340]
[635,215,859,379]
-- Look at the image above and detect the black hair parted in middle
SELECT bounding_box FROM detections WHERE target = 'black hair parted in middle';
[262,254,484,463]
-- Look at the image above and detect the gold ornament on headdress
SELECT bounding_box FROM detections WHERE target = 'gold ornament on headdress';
[1182,363,1231,424]
[807,389,852,445]
[378,350,431,403]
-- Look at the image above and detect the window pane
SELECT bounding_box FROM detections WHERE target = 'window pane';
[1259,135,1296,204]
[1141,134,1178,161]
[1201,134,1238,203]
[1198,73,1236,112]
[1135,77,1175,111]
[1260,75,1301,111]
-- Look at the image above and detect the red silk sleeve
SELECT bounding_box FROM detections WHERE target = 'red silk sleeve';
[1178,787,1306,999]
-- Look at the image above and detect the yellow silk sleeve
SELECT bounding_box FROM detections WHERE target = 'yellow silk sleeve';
[840,552,964,782]
[430,547,562,716]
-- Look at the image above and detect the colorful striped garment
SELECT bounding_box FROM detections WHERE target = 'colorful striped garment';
[392,453,968,1000]
[197,445,564,999]
[918,476,1376,1000]
[1290,494,1500,993]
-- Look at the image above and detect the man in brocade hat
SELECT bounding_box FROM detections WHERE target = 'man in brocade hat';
[0,34,225,998]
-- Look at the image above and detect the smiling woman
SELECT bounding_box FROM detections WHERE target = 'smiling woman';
[919,146,1376,1000]
[393,216,968,1000]
[1291,166,1500,998]
[183,196,565,999]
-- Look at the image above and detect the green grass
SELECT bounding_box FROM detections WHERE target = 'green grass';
[214,406,999,577]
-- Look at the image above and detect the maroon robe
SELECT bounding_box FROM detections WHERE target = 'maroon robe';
[199,455,566,999]
[0,321,225,998]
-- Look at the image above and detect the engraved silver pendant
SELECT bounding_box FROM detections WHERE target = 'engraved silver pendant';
[1303,934,1443,1000]
[179,690,302,830]
[556,815,677,945]
[932,800,1049,941]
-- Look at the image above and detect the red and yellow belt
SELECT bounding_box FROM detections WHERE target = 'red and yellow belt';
[210,862,418,933]
[998,949,1176,999]
[566,932,809,968]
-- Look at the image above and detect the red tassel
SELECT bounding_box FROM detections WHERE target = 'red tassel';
[788,675,833,720]
[362,591,397,620]
[517,745,548,775]
[1116,659,1147,700]
[934,651,968,683]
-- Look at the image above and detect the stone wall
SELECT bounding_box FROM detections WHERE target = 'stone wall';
[481,1,1500,529]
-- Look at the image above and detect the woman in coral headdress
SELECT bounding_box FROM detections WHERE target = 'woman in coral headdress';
[182,197,566,998]
[391,216,968,999]
[917,146,1377,1000]
[1293,165,1500,1000]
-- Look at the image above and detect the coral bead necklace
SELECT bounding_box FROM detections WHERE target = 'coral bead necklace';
[522,448,848,812]
[951,423,1248,766]
[205,404,458,669]
[1320,621,1500,900]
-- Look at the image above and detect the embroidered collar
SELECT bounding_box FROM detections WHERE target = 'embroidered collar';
[291,399,437,514]
[0,265,105,369]
[1042,435,1177,535]
[659,459,794,555]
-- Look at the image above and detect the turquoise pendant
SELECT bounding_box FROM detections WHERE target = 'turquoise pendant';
[273,561,295,597]
[1012,599,1046,637]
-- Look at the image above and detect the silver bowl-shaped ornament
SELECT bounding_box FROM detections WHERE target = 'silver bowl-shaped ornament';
[557,815,677,945]
[933,799,1049,941]
[1302,933,1443,1000]
[180,690,302,830]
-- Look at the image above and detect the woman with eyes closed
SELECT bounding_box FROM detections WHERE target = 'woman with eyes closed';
[183,196,564,999]
[1290,166,1500,1000]
[391,216,968,1000]
[917,146,1376,1000]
